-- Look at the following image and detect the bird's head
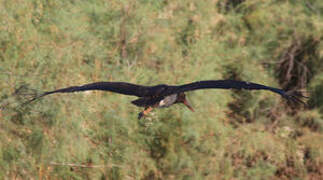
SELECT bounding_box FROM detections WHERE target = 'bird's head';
[176,93,194,112]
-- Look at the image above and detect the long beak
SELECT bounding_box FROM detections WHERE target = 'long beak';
[183,99,195,112]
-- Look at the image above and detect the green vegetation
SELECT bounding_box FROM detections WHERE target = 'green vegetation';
[1,0,323,179]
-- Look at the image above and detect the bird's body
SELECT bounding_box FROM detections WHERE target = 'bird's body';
[23,80,306,119]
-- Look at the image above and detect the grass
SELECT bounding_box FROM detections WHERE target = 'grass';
[1,0,323,179]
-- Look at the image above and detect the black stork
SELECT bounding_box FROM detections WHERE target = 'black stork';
[24,80,307,119]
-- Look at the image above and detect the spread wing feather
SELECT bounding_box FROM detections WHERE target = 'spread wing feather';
[173,80,277,92]
[169,80,307,104]
[20,82,154,105]
[43,82,151,97]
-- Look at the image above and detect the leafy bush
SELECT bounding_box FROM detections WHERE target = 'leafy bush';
[1,0,322,179]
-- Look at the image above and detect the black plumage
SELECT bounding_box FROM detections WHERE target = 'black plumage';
[23,80,307,119]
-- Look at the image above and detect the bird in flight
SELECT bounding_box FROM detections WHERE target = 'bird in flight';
[22,80,307,119]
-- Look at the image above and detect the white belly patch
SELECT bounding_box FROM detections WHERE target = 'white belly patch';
[159,94,177,107]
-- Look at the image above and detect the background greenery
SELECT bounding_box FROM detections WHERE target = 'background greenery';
[1,0,323,179]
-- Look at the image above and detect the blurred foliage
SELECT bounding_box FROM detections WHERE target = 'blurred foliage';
[0,0,323,179]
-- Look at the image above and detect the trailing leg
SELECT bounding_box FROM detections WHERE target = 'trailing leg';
[138,107,153,119]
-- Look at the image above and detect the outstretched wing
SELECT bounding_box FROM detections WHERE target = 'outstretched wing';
[169,80,307,104]
[18,82,155,106]
[42,82,152,97]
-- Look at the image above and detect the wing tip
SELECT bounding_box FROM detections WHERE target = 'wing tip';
[281,90,309,107]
